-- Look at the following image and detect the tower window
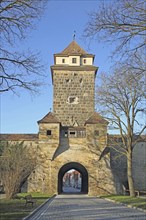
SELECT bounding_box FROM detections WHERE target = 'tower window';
[62,58,65,63]
[94,130,99,136]
[73,72,77,76]
[80,78,83,86]
[69,97,76,103]
[72,58,77,63]
[67,129,86,138]
[66,78,71,83]
[69,131,77,137]
[83,59,86,64]
[67,96,79,104]
[47,130,52,136]
[64,131,68,137]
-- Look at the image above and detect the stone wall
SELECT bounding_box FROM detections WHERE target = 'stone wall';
[110,141,146,192]
[132,142,146,190]
[26,122,118,196]
[1,134,145,195]
[53,70,95,126]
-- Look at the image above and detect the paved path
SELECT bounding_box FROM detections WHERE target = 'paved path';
[63,186,81,193]
[27,194,146,220]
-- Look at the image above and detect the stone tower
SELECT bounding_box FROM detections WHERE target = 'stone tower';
[51,40,98,126]
[27,41,118,196]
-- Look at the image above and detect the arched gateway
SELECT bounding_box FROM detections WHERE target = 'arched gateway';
[58,162,88,194]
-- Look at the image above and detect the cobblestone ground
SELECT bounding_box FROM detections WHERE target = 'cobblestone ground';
[28,194,146,220]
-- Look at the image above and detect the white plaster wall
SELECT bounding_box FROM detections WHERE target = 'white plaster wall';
[56,56,93,66]
[56,57,69,64]
[69,56,80,65]
[81,57,93,65]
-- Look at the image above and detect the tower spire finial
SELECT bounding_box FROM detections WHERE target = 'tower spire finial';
[73,31,76,41]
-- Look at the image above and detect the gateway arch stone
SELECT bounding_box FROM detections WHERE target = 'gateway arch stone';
[58,162,88,194]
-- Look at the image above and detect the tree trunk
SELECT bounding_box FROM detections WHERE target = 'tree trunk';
[127,151,135,197]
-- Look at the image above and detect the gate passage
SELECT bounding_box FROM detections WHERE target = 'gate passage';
[58,162,88,194]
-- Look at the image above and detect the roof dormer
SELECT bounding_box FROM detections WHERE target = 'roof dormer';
[54,41,95,66]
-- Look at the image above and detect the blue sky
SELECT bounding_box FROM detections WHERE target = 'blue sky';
[1,0,112,134]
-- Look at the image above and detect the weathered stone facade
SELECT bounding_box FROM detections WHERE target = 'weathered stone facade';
[31,41,117,195]
[0,41,146,196]
[52,70,95,126]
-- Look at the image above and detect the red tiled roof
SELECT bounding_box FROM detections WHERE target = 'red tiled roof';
[0,134,38,141]
[37,112,60,124]
[85,112,109,125]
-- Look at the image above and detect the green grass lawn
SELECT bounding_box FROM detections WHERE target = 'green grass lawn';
[102,195,146,210]
[0,192,52,220]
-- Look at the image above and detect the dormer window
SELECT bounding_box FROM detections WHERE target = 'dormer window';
[72,58,77,63]
[62,58,65,63]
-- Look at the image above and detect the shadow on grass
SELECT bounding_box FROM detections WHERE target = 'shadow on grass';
[0,193,51,220]
[0,199,35,220]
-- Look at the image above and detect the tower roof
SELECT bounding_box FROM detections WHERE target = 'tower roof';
[37,112,60,124]
[85,112,109,125]
[61,40,87,55]
[55,40,94,57]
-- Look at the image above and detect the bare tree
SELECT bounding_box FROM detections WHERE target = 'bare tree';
[0,0,48,94]
[0,141,37,199]
[96,64,146,196]
[84,0,146,59]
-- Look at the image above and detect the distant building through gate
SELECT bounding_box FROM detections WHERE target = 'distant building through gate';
[63,169,81,193]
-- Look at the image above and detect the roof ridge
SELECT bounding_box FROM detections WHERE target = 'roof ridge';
[38,112,60,124]
[60,40,87,55]
[0,133,38,141]
[85,112,109,125]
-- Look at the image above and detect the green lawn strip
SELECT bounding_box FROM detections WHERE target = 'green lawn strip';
[0,192,52,220]
[102,195,146,210]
